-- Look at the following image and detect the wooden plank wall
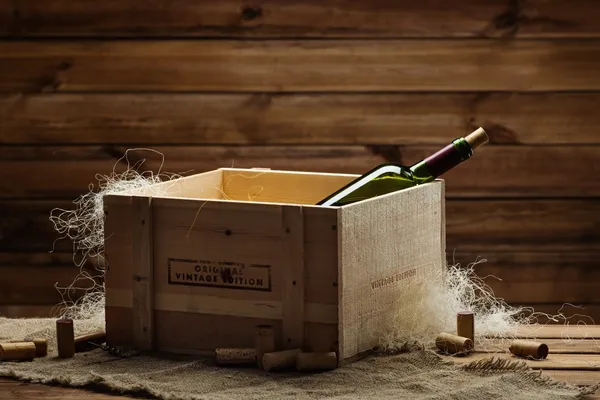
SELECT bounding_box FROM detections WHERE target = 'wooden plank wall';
[1,0,599,323]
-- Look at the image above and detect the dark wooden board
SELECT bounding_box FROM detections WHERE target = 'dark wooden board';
[2,144,600,199]
[514,304,600,326]
[452,252,600,304]
[451,352,600,370]
[2,40,600,92]
[0,252,98,306]
[0,251,75,267]
[2,198,600,253]
[513,325,600,339]
[0,304,63,318]
[1,0,599,38]
[542,370,600,387]
[3,92,600,145]
[445,199,600,252]
[479,338,600,355]
[0,200,69,253]
[0,265,97,305]
[0,378,131,399]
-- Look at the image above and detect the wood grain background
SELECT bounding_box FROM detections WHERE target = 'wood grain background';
[1,0,598,323]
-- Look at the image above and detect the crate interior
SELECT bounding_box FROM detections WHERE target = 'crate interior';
[131,168,359,206]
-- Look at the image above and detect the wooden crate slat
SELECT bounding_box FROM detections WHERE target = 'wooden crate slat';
[130,196,155,350]
[280,204,306,349]
[2,40,600,92]
[1,0,600,38]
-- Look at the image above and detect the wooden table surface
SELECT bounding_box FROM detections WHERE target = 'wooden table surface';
[0,325,599,399]
[442,325,600,399]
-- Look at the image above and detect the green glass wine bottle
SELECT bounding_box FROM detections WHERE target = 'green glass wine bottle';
[316,127,489,207]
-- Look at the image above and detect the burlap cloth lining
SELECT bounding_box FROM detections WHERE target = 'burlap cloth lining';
[0,339,596,399]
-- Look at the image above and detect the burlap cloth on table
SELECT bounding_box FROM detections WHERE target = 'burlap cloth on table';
[0,318,595,400]
[0,318,597,400]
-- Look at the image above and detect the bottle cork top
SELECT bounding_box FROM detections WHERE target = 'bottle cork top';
[465,127,489,150]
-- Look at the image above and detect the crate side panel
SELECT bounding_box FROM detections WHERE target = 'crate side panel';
[338,181,445,361]
[105,195,342,354]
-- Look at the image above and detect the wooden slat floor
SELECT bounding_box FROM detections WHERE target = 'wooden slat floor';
[440,325,600,399]
[0,325,598,399]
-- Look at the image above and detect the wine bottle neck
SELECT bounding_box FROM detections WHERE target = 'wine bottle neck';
[411,138,473,179]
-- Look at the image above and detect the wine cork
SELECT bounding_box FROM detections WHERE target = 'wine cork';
[261,348,301,372]
[74,331,106,352]
[509,340,549,360]
[435,332,473,355]
[32,339,48,357]
[215,348,257,366]
[8,338,47,357]
[255,325,275,369]
[0,342,37,361]
[465,127,489,150]
[296,352,338,372]
[457,311,475,343]
[56,318,75,358]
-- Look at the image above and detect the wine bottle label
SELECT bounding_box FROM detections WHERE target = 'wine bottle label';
[423,143,465,178]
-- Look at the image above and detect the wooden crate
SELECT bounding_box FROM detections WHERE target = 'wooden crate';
[103,167,445,365]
